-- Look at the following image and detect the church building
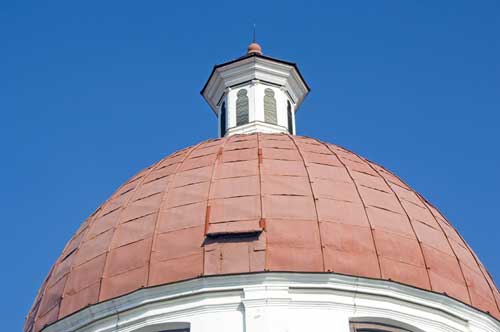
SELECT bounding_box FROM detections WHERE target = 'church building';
[25,42,500,332]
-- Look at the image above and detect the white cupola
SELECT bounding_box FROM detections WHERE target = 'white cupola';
[201,42,310,137]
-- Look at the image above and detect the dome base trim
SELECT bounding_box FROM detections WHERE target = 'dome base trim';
[42,272,499,332]
[225,121,290,136]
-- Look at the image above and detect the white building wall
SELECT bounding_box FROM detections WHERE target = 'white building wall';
[275,87,288,129]
[44,273,500,332]
[253,82,263,123]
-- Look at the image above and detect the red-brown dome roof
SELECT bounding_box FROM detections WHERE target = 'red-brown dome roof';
[26,133,500,331]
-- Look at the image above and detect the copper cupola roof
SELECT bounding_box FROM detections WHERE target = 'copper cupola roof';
[26,133,500,332]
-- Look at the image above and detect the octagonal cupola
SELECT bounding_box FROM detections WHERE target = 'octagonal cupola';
[201,42,310,137]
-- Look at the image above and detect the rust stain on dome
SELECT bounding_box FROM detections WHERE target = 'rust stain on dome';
[25,133,500,331]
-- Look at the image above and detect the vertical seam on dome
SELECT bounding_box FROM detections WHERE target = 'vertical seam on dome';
[99,162,162,302]
[367,156,498,313]
[340,146,433,290]
[417,194,500,313]
[55,180,138,315]
[202,136,231,274]
[375,158,500,314]
[256,133,267,270]
[53,165,156,325]
[317,141,500,318]
[460,240,500,313]
[203,144,222,236]
[426,194,500,313]
[288,135,326,272]
[320,142,383,278]
[30,264,55,332]
[145,141,206,285]
[412,192,473,304]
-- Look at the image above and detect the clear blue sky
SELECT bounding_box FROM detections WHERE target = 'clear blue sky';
[1,1,499,329]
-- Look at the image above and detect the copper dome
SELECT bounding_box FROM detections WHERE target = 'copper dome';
[26,133,500,332]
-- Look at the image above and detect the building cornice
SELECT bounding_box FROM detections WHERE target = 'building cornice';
[42,272,500,332]
[202,54,310,114]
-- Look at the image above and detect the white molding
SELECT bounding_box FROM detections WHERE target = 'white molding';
[203,57,309,113]
[225,120,289,136]
[43,273,500,332]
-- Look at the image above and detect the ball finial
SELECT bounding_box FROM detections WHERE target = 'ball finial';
[247,42,262,55]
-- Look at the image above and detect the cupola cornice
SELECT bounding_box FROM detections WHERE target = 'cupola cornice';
[201,46,310,137]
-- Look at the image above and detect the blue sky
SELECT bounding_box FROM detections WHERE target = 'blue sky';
[1,1,499,329]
